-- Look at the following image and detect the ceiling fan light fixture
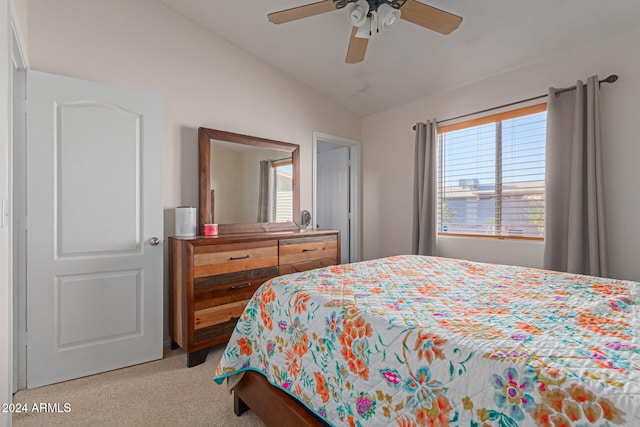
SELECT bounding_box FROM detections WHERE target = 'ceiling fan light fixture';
[347,0,370,27]
[354,16,371,39]
[377,3,401,31]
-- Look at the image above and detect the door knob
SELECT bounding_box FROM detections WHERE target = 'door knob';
[149,237,160,246]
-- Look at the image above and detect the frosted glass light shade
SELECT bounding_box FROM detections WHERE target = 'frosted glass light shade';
[378,3,400,31]
[348,0,370,27]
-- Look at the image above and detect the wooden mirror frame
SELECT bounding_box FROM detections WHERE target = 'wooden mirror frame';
[198,127,301,235]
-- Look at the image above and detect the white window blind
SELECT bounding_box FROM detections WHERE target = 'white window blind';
[438,104,546,239]
[272,160,293,222]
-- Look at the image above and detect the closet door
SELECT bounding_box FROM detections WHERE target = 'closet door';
[317,145,350,263]
[26,70,164,387]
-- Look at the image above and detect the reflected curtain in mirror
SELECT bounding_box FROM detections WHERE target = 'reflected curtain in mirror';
[257,160,273,222]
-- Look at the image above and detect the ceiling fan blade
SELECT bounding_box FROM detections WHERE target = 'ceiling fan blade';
[400,0,462,35]
[268,0,336,24]
[346,27,368,64]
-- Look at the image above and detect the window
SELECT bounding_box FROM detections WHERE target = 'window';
[272,159,293,222]
[438,104,546,239]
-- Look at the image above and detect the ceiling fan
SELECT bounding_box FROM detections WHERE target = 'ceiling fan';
[268,0,462,64]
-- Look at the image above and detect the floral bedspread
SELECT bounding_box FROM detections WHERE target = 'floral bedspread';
[213,255,640,426]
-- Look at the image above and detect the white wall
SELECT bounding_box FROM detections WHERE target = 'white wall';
[25,0,361,342]
[362,27,640,282]
[25,0,361,233]
[11,0,25,46]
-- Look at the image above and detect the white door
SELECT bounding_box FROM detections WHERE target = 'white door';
[26,71,163,388]
[317,145,350,263]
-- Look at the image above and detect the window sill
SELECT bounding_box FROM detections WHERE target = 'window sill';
[438,233,543,242]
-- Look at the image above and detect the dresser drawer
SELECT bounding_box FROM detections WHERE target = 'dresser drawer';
[279,258,337,275]
[194,240,278,277]
[279,236,337,264]
[193,266,278,311]
[279,235,338,274]
[193,300,248,345]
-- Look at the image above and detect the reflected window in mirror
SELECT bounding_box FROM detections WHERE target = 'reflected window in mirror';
[210,139,293,224]
[272,159,293,223]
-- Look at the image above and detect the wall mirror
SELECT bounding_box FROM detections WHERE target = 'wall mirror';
[198,127,300,235]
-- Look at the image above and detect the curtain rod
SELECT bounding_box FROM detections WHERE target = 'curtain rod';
[413,74,619,130]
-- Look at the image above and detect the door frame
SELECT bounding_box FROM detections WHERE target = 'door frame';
[312,132,361,263]
[9,0,29,394]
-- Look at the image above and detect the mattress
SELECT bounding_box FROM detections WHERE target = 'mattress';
[214,255,640,426]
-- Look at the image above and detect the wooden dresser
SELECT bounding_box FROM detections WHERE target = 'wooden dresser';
[169,229,340,367]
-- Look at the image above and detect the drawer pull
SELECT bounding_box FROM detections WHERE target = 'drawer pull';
[302,248,319,252]
[229,255,251,261]
[231,283,252,290]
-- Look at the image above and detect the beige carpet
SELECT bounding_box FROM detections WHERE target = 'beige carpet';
[12,345,265,427]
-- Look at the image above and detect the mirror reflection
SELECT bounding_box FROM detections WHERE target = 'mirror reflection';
[210,139,293,224]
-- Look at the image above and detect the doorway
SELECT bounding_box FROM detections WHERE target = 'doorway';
[313,132,361,264]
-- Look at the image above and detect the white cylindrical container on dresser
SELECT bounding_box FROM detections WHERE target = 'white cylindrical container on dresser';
[175,206,197,237]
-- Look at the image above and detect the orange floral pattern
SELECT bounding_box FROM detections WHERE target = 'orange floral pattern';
[237,337,252,356]
[214,255,640,426]
[531,382,626,426]
[258,285,276,330]
[339,315,373,380]
[314,372,330,403]
[414,331,447,364]
[293,292,310,314]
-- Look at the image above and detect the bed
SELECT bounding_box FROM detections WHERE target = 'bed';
[213,255,640,426]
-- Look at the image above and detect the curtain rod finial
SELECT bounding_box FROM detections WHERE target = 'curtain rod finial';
[603,74,618,83]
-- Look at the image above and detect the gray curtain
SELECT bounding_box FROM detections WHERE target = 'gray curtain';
[412,121,438,256]
[257,160,273,222]
[543,76,608,277]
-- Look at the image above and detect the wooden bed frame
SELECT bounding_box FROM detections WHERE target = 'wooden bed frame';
[233,371,330,427]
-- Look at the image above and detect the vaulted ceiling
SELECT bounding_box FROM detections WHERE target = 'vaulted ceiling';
[156,0,640,116]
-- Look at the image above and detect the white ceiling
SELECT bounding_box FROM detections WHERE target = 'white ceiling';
[156,0,640,116]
